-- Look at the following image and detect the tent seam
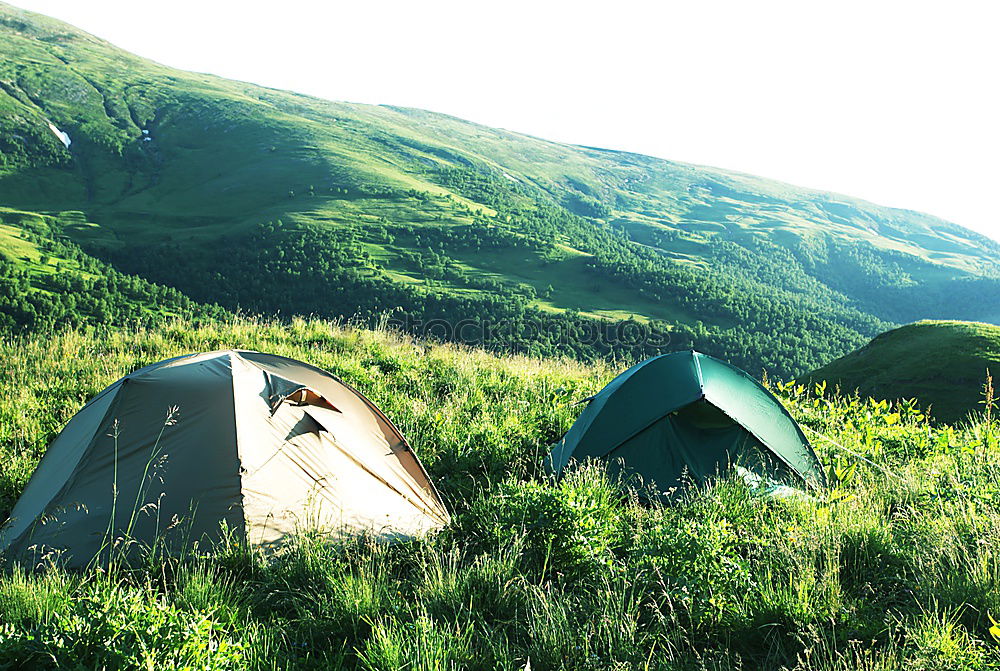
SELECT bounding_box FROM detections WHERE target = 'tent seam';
[228,352,250,543]
[693,351,705,393]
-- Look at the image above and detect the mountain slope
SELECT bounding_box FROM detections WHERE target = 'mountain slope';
[806,320,1000,423]
[0,206,224,329]
[0,1,998,377]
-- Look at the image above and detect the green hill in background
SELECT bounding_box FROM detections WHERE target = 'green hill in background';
[1,1,998,378]
[806,320,1000,423]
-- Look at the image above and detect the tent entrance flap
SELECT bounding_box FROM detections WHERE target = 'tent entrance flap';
[265,370,342,416]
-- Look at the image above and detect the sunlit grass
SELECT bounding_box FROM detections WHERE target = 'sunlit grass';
[1,318,999,669]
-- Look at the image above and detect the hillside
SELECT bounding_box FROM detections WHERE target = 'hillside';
[807,320,1000,423]
[0,205,224,329]
[2,319,1000,669]
[1,2,999,378]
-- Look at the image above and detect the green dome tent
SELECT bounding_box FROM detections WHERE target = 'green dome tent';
[1,350,449,568]
[547,351,826,494]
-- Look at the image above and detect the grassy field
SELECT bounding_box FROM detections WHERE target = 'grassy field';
[2,318,1000,669]
[808,320,1000,424]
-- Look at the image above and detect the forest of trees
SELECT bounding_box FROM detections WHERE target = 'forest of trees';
[0,223,223,331]
[8,162,982,379]
[111,219,679,363]
[100,164,907,378]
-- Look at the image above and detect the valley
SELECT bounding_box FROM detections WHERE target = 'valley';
[0,1,998,379]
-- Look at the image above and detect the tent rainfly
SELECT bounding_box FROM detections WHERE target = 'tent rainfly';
[0,350,449,567]
[547,351,826,494]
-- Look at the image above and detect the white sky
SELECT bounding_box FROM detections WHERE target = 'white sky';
[11,0,1000,241]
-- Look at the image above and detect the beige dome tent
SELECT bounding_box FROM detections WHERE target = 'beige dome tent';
[0,350,449,567]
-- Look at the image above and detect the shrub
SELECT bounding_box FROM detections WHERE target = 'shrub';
[450,465,624,581]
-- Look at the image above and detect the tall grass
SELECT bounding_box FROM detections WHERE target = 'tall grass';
[1,318,999,669]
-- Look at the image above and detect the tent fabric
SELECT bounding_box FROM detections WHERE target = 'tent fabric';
[547,351,825,494]
[0,351,449,567]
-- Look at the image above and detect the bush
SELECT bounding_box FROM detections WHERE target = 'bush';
[450,465,624,581]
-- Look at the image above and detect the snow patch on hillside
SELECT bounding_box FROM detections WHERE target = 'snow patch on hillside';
[47,122,71,148]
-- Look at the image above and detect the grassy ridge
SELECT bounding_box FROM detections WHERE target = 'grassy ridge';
[807,320,1000,424]
[2,319,1000,669]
